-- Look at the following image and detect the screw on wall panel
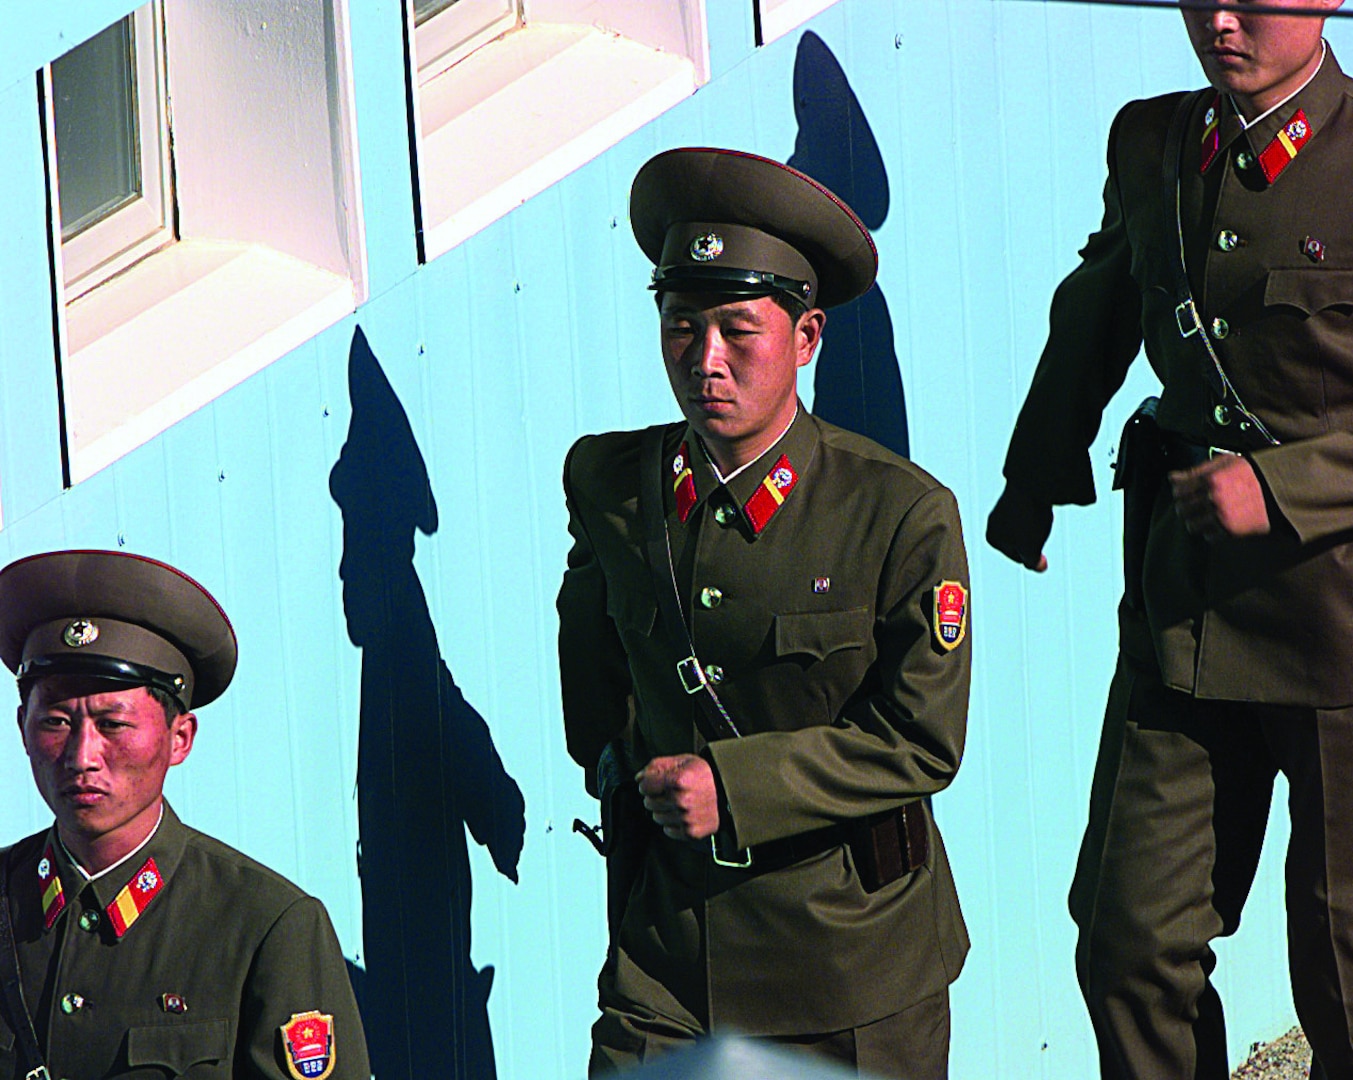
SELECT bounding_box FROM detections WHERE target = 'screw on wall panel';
[610,217,617,229]
[218,470,227,482]
[894,34,903,48]
[514,282,522,293]
[418,343,425,355]
[117,533,126,548]
[322,406,330,417]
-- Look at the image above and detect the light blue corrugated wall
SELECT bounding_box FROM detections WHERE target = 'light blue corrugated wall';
[2,1,1346,1075]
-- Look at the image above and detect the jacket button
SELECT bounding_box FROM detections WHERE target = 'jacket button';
[1214,404,1232,426]
[700,587,723,609]
[713,504,737,526]
[61,992,86,1014]
[1216,229,1239,252]
[1210,317,1229,339]
[705,664,724,684]
[79,910,100,932]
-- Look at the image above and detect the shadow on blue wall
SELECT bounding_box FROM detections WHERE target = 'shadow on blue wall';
[329,327,527,1080]
[788,31,909,459]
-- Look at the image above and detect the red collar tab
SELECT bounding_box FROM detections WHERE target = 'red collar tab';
[106,856,165,938]
[1259,109,1312,183]
[37,845,66,930]
[743,455,799,535]
[1199,95,1223,174]
[672,443,698,523]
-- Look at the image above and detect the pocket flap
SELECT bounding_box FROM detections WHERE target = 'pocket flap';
[775,607,871,660]
[127,1018,230,1070]
[1265,268,1353,314]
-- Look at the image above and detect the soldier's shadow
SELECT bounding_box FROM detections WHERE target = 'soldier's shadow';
[329,327,526,1080]
[788,31,909,459]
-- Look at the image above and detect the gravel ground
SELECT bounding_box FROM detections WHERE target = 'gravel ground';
[1231,1027,1312,1079]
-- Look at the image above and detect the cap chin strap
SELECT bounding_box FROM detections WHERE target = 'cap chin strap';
[650,265,813,304]
[16,654,190,712]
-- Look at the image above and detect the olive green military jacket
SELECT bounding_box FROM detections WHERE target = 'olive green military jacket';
[1004,51,1353,706]
[559,410,971,1034]
[0,803,369,1079]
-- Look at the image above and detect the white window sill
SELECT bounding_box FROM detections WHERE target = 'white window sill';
[759,0,840,44]
[64,239,355,482]
[417,22,697,260]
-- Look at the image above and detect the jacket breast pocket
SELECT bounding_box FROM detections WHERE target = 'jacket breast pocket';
[126,1018,230,1075]
[774,607,872,661]
[1265,268,1353,314]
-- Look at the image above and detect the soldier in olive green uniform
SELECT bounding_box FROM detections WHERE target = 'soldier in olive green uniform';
[987,3,1353,1077]
[0,550,369,1080]
[559,149,971,1078]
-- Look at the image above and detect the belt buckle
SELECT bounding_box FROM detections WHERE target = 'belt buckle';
[676,656,706,695]
[27,1068,52,1080]
[710,835,753,868]
[1175,299,1201,338]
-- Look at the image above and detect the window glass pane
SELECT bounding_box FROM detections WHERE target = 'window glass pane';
[52,17,141,239]
[414,0,461,25]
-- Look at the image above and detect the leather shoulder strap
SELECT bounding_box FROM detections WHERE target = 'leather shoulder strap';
[638,425,741,743]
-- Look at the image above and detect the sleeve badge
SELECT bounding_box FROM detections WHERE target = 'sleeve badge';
[281,1011,336,1080]
[933,581,968,651]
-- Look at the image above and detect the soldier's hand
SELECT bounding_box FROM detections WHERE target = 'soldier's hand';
[986,483,1052,572]
[637,754,720,841]
[1169,454,1271,539]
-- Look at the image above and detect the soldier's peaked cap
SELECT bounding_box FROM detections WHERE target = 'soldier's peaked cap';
[630,147,877,310]
[0,550,237,710]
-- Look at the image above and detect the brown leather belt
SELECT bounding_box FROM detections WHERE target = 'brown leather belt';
[712,802,929,892]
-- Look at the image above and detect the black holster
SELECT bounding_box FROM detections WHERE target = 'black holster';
[1112,397,1165,613]
[575,740,649,944]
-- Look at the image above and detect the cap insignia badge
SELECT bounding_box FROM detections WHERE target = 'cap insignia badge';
[672,442,698,523]
[38,845,66,930]
[281,1011,337,1080]
[1303,236,1326,263]
[160,993,188,1014]
[932,581,968,652]
[62,619,99,648]
[689,232,724,262]
[106,856,165,937]
[743,454,799,535]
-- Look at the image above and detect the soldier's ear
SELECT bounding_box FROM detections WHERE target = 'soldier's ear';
[795,308,826,367]
[168,711,197,767]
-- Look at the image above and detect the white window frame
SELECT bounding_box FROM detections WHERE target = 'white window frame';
[415,0,521,84]
[43,0,367,485]
[757,0,840,45]
[41,2,174,301]
[407,0,710,261]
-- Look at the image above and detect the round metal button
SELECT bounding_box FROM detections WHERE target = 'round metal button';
[713,504,737,526]
[78,910,100,932]
[1217,229,1239,252]
[1214,404,1232,426]
[705,664,724,684]
[1210,317,1229,340]
[1236,151,1255,170]
[60,992,85,1014]
[700,587,723,609]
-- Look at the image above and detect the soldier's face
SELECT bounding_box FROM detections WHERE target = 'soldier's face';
[1182,0,1341,116]
[660,292,824,471]
[18,678,196,870]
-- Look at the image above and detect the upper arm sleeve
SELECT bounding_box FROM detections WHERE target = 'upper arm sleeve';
[707,486,972,850]
[557,440,633,790]
[239,896,370,1080]
[1004,107,1144,507]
